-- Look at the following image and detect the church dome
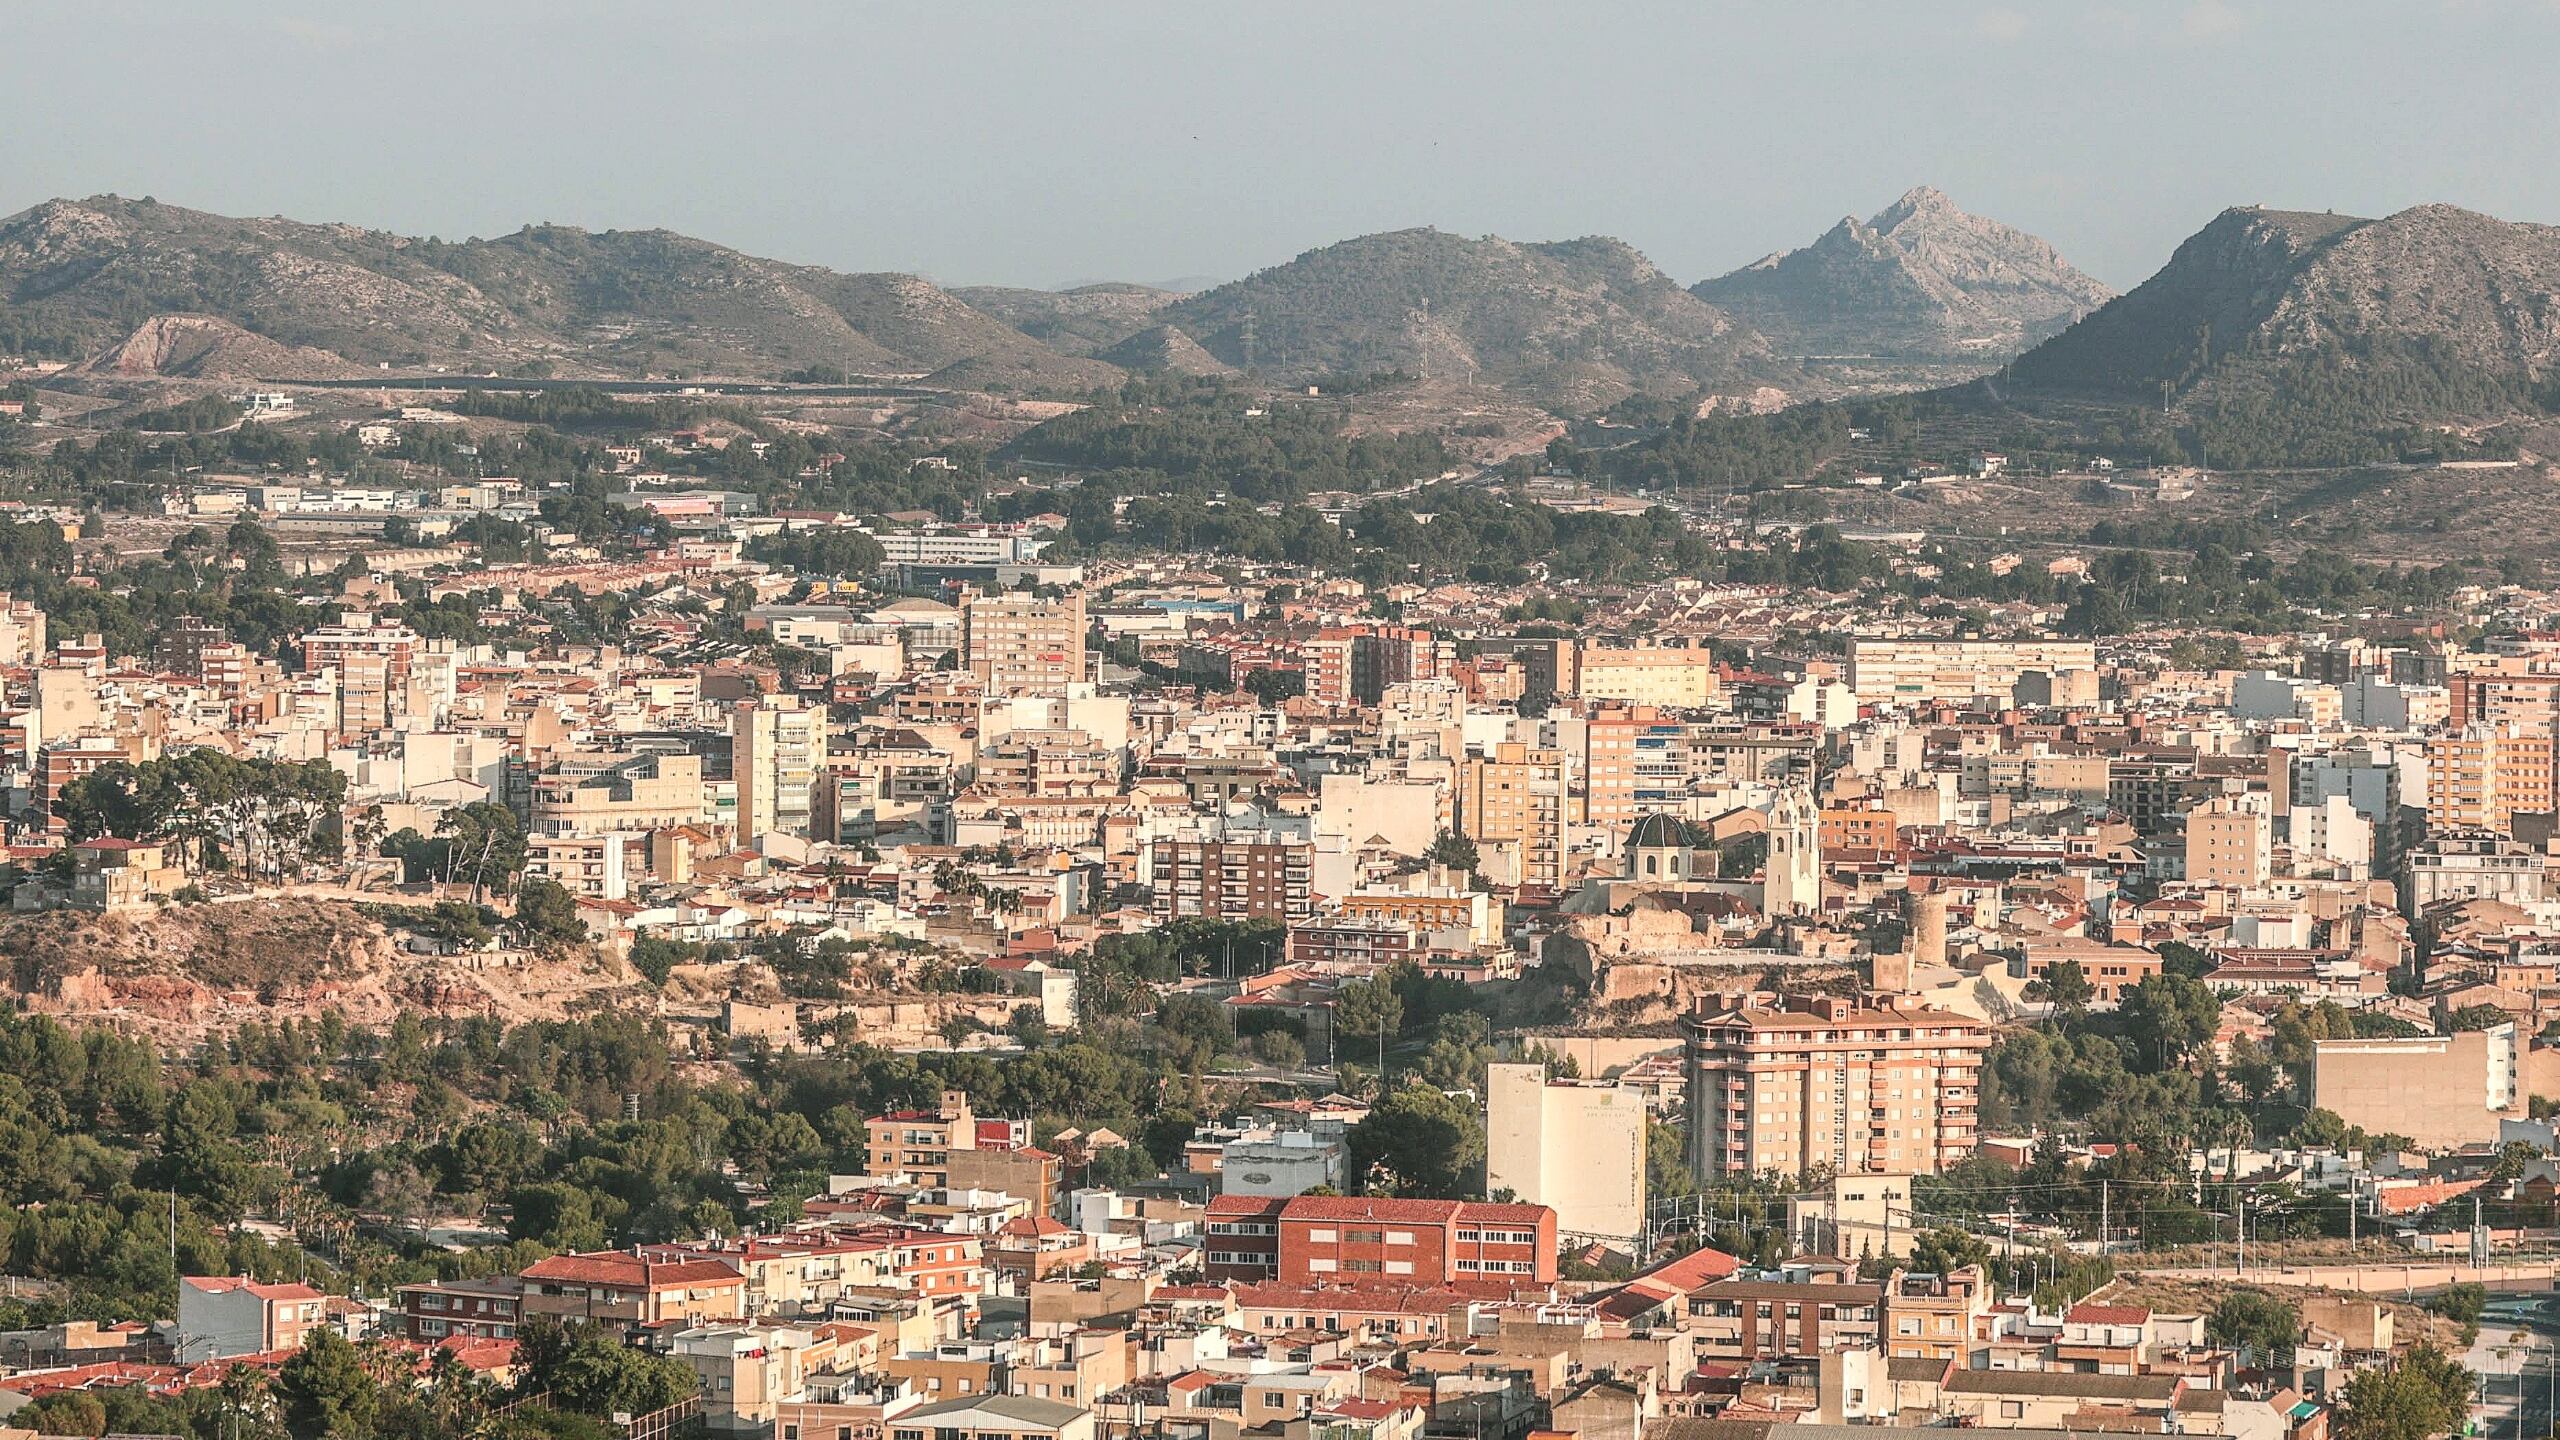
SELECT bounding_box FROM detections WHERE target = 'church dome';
[1628,814,1685,851]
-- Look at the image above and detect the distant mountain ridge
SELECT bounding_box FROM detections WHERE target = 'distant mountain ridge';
[5,191,2351,424]
[1694,186,2112,361]
[949,282,1183,358]
[0,195,1123,389]
[1153,226,1786,410]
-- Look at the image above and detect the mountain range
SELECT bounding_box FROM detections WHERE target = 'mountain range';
[0,196,1121,388]
[14,191,2560,445]
[0,190,2113,410]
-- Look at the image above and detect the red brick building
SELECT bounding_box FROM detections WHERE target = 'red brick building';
[1203,1195,1556,1291]
[392,1276,525,1343]
[1205,1194,1285,1278]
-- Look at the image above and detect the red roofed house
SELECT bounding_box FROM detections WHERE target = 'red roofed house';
[1587,1245,1745,1327]
[71,837,186,910]
[2058,1303,2153,1373]
[2053,1302,2205,1375]
[517,1250,745,1329]
[1202,1194,1556,1291]
[989,1215,1094,1283]
[177,1276,328,1362]
[2373,1177,2488,1218]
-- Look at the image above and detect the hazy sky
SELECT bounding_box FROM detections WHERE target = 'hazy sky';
[7,1,2559,293]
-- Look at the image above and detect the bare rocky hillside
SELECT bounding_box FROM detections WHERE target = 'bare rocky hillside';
[1694,185,2112,361]
[0,899,646,1046]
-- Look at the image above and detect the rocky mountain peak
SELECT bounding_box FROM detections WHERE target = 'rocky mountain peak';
[1874,185,1958,231]
[1692,187,2111,362]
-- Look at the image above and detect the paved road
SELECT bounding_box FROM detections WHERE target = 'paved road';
[2474,1298,2560,1440]
[2130,1257,2560,1297]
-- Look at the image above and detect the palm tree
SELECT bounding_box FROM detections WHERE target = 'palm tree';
[425,1346,488,1432]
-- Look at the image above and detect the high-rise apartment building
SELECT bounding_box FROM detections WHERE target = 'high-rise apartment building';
[155,617,230,683]
[1302,625,1455,708]
[1460,741,1570,891]
[2427,723,2555,835]
[2450,669,2560,734]
[1580,705,1652,827]
[733,699,826,840]
[299,612,422,736]
[1683,993,1990,1181]
[1485,1062,1646,1242]
[2291,745,2406,868]
[964,591,1086,698]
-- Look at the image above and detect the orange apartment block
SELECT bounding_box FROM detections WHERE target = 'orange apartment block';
[1819,807,1899,856]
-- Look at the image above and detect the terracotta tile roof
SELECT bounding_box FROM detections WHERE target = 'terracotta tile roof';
[183,1276,324,1302]
[2374,1178,2487,1215]
[1456,1202,1553,1225]
[1281,1195,1464,1224]
[1633,1245,1743,1292]
[2065,1303,2153,1326]
[520,1251,743,1289]
[433,1335,520,1372]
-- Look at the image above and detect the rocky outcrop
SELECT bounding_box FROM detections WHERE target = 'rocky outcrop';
[0,899,643,1045]
[81,314,362,381]
[1695,185,2112,360]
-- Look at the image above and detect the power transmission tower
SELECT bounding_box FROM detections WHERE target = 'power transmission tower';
[1238,311,1257,373]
